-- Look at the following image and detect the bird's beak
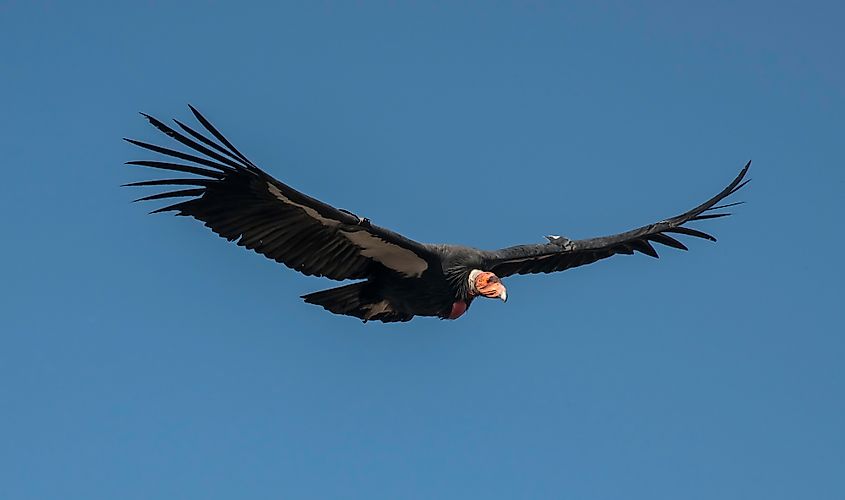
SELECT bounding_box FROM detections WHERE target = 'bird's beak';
[486,283,507,303]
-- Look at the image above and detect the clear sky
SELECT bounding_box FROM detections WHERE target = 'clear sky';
[2,1,843,499]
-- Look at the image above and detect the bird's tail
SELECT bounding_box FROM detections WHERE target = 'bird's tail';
[301,282,413,323]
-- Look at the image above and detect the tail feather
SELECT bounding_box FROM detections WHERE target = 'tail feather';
[301,282,413,323]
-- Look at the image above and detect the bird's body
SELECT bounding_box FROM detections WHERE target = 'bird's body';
[126,106,749,323]
[301,244,498,322]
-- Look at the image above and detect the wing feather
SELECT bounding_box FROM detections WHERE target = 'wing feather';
[125,106,436,279]
[485,162,750,277]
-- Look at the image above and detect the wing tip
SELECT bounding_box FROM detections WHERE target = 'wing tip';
[731,161,752,191]
[187,103,203,119]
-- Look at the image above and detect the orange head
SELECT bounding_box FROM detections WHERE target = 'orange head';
[469,270,508,302]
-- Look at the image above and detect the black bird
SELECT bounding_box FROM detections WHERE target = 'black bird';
[125,106,750,323]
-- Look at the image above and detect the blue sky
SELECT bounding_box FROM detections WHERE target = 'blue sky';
[2,1,843,498]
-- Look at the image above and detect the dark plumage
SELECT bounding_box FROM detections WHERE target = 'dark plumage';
[125,106,750,323]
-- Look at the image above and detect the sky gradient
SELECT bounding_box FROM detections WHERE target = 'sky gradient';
[2,1,843,499]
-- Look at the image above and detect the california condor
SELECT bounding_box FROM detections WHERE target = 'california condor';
[125,106,750,323]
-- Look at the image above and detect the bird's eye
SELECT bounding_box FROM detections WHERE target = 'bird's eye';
[488,275,500,284]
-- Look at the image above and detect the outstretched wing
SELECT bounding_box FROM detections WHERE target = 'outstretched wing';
[124,106,436,280]
[483,162,750,277]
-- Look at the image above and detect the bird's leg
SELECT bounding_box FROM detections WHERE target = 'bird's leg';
[545,235,574,249]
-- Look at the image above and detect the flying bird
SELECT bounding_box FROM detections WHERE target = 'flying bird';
[125,106,750,323]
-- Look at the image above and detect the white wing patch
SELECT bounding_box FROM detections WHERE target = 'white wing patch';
[268,182,428,278]
[267,183,340,228]
[342,230,428,278]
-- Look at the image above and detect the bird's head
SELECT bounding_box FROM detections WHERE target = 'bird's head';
[469,269,508,303]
